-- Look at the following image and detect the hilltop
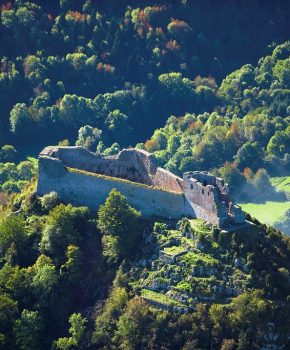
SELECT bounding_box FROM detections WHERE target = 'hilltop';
[0,183,290,349]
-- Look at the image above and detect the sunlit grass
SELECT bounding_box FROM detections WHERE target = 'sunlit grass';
[240,201,290,225]
[271,176,290,194]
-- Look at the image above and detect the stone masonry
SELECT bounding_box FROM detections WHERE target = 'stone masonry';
[37,146,245,227]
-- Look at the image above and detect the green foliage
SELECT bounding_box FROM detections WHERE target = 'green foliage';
[40,204,89,263]
[0,1,290,348]
[0,293,18,348]
[93,287,128,346]
[228,290,268,329]
[273,58,290,86]
[0,155,37,194]
[29,255,58,308]
[0,0,289,154]
[98,189,141,260]
[60,245,82,284]
[75,125,102,151]
[54,313,87,350]
[0,215,28,262]
[40,191,59,212]
[115,297,154,349]
[0,145,17,163]
[14,309,43,350]
[10,103,30,134]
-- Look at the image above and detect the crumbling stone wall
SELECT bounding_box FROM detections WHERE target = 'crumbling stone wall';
[37,147,245,226]
[39,146,183,193]
[183,171,244,226]
[37,155,186,218]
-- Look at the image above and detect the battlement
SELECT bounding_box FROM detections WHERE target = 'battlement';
[183,171,244,226]
[37,146,245,227]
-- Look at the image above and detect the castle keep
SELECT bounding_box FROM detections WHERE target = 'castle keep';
[37,146,245,227]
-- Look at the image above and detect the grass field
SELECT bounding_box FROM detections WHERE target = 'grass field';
[240,201,290,226]
[270,176,290,194]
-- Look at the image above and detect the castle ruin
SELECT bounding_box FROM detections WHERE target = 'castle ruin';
[37,146,245,227]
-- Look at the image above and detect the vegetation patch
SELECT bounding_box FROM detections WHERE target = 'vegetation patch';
[271,176,290,194]
[240,201,290,226]
[180,251,219,267]
[141,289,184,307]
[163,246,186,256]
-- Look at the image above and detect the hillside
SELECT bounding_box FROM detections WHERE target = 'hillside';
[1,186,290,349]
[1,0,290,153]
[0,0,290,349]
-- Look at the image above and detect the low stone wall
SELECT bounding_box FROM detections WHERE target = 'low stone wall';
[37,157,186,219]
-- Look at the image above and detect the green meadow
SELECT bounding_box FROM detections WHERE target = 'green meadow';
[240,201,290,226]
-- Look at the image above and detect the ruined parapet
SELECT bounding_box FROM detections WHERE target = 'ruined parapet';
[38,146,183,193]
[37,146,244,227]
[183,171,245,226]
[184,171,216,186]
[153,168,184,193]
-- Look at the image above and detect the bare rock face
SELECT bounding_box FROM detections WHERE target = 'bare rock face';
[37,146,245,227]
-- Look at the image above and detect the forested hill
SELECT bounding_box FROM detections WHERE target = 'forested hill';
[1,0,290,152]
[1,1,290,349]
[1,184,290,349]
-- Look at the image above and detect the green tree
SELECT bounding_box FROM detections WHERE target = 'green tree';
[252,168,272,194]
[54,313,87,350]
[40,204,89,263]
[228,290,268,329]
[0,145,17,162]
[0,215,28,262]
[17,161,35,181]
[115,297,154,349]
[93,287,128,346]
[60,245,82,285]
[273,58,290,86]
[105,109,131,143]
[97,189,141,260]
[235,142,262,171]
[76,125,102,151]
[29,254,58,308]
[0,293,18,348]
[267,126,290,158]
[10,103,30,134]
[14,309,43,350]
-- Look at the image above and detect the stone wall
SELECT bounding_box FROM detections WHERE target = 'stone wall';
[37,156,186,219]
[37,146,245,226]
[183,171,243,226]
[153,168,184,192]
[39,146,183,193]
[183,180,228,226]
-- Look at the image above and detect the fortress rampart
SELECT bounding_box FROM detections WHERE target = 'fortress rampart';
[37,146,245,227]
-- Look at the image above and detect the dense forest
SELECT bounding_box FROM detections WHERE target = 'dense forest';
[1,0,290,349]
[1,0,290,151]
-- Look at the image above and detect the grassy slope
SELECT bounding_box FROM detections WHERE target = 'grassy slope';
[130,217,290,313]
[240,177,290,228]
[240,201,290,226]
[270,176,290,194]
